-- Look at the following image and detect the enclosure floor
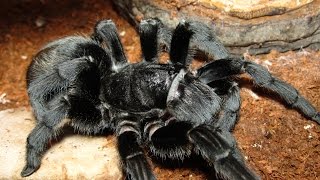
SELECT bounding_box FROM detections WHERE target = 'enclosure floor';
[0,0,319,179]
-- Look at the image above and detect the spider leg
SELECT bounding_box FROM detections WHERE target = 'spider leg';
[197,57,320,124]
[116,119,156,180]
[197,57,244,84]
[167,69,222,124]
[93,19,128,67]
[58,57,108,134]
[139,19,158,62]
[170,20,229,68]
[187,125,260,180]
[22,56,105,177]
[139,18,172,62]
[244,60,320,123]
[58,57,97,81]
[26,57,97,134]
[21,95,69,177]
[163,70,254,178]
[169,21,193,67]
[210,80,241,131]
[187,21,229,60]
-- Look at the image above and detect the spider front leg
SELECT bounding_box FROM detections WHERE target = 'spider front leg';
[59,57,108,134]
[116,119,155,180]
[58,57,97,81]
[22,56,102,177]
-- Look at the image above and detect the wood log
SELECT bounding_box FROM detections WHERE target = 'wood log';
[112,0,320,55]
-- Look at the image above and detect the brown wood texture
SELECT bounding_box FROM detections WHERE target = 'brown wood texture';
[112,0,320,55]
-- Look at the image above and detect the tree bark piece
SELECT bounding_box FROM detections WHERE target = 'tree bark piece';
[112,0,320,55]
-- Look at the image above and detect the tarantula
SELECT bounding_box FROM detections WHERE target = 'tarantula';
[21,18,320,180]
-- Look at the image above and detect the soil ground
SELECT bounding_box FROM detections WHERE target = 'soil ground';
[0,0,319,179]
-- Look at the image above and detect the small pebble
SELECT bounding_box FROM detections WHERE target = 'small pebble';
[21,55,27,60]
[35,16,46,28]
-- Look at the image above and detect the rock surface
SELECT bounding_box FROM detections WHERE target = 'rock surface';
[112,0,320,55]
[0,108,122,180]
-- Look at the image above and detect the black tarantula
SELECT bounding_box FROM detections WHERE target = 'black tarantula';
[21,18,320,180]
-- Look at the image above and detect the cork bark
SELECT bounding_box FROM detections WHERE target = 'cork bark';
[112,0,320,55]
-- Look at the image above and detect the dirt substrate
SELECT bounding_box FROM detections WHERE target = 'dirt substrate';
[0,0,319,179]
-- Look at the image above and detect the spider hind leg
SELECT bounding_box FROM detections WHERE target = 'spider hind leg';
[21,94,69,177]
[188,125,260,180]
[197,57,320,124]
[169,20,230,69]
[244,61,320,123]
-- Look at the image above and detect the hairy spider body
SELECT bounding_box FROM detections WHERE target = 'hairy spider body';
[102,63,175,111]
[21,19,320,180]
